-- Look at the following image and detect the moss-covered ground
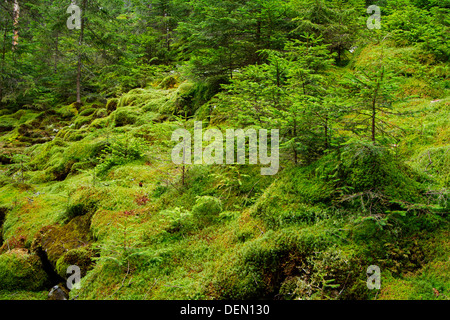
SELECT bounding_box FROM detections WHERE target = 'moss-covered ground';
[0,43,448,300]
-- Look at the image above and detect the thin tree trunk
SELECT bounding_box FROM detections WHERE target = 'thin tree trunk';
[20,159,24,183]
[54,32,58,74]
[76,51,82,103]
[293,116,298,164]
[12,0,19,49]
[0,20,7,103]
[182,164,185,186]
[76,0,86,104]
[371,100,376,142]
[255,17,262,64]
[256,19,261,47]
[164,11,170,52]
[229,50,233,79]
[276,62,280,87]
[371,68,384,143]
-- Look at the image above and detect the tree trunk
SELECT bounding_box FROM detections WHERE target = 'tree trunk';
[371,100,376,143]
[164,11,170,52]
[256,20,261,47]
[255,17,262,64]
[293,116,298,164]
[276,62,281,88]
[12,0,19,49]
[20,159,24,183]
[76,50,82,103]
[371,68,384,143]
[182,164,185,186]
[76,0,86,104]
[54,32,58,74]
[0,20,7,103]
[229,50,233,79]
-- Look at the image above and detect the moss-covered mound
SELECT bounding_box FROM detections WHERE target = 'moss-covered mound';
[56,246,95,279]
[0,249,48,291]
[31,214,93,270]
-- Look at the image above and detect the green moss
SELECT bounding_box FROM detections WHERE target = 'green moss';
[31,214,93,269]
[70,161,93,173]
[0,249,48,291]
[89,117,110,129]
[68,102,83,111]
[95,108,108,119]
[210,227,331,299]
[250,167,333,229]
[28,137,109,181]
[79,108,97,117]
[63,198,98,224]
[64,130,87,142]
[0,290,47,300]
[277,248,368,300]
[158,75,178,89]
[56,105,78,119]
[113,109,138,127]
[56,246,95,279]
[117,87,174,114]
[0,52,447,301]
[172,81,209,116]
[316,141,426,209]
[74,115,94,129]
[118,89,154,108]
[410,261,450,300]
[191,196,223,225]
[0,123,13,133]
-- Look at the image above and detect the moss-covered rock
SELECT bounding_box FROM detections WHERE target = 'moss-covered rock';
[48,284,69,300]
[57,105,78,119]
[94,108,108,119]
[70,161,93,173]
[55,246,95,279]
[18,123,34,136]
[89,117,109,129]
[192,196,223,225]
[74,115,94,129]
[158,75,178,89]
[0,249,48,291]
[79,108,97,117]
[31,214,93,270]
[69,102,83,111]
[113,109,138,127]
[210,227,331,299]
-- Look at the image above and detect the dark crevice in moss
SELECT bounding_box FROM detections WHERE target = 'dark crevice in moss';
[35,246,65,289]
[0,206,7,247]
[0,153,12,165]
[63,200,98,225]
